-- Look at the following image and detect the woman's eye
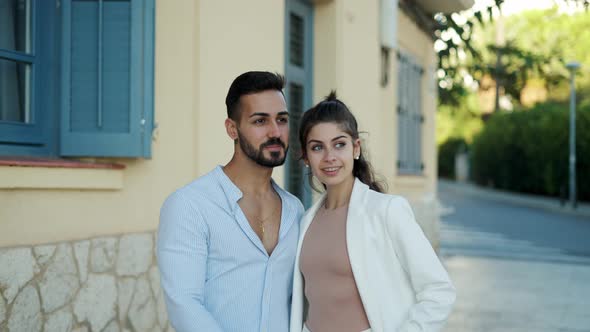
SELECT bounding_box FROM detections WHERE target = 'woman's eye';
[335,142,346,149]
[311,145,322,151]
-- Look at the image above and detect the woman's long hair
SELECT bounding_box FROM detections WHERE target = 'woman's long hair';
[298,91,385,193]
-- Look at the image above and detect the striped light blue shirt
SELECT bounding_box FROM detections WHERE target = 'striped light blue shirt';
[157,166,303,332]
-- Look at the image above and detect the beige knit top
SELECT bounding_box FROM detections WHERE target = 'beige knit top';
[299,204,370,332]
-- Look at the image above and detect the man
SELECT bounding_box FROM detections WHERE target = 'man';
[157,71,304,332]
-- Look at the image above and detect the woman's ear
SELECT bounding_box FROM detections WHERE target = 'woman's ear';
[225,118,238,140]
[302,154,310,167]
[353,138,361,159]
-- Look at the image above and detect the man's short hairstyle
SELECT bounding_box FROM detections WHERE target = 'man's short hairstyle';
[225,71,285,121]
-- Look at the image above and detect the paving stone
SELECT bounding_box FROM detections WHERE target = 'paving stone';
[39,244,80,312]
[8,285,41,332]
[90,237,117,273]
[73,240,90,284]
[44,307,74,332]
[443,256,590,332]
[0,248,39,304]
[73,274,117,332]
[117,233,153,276]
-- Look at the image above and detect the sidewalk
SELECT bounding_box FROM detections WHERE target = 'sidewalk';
[443,255,590,332]
[438,179,590,219]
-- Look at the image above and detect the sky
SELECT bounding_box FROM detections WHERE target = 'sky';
[473,0,585,16]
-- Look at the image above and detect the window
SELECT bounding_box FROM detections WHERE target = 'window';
[0,0,155,158]
[0,0,49,151]
[396,51,424,175]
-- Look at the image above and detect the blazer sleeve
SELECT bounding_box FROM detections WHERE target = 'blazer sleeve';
[385,196,456,332]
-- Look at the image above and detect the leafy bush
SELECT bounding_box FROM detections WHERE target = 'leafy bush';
[438,137,468,179]
[471,102,590,201]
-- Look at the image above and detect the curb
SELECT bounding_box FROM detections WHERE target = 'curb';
[438,179,590,219]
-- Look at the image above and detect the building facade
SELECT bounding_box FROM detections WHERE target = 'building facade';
[0,0,472,330]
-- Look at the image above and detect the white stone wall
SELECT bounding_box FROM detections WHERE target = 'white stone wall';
[0,232,172,332]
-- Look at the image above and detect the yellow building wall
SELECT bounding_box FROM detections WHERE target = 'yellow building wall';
[314,0,440,245]
[393,10,438,194]
[0,0,286,247]
[0,0,440,248]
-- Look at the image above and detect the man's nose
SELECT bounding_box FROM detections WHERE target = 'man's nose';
[268,121,281,137]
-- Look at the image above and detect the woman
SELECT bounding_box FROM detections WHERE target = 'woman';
[290,92,456,332]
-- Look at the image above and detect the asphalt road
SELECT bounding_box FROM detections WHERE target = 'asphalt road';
[438,181,590,264]
[438,181,590,331]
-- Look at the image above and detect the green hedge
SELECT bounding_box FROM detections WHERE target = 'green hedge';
[471,103,590,201]
[438,137,468,179]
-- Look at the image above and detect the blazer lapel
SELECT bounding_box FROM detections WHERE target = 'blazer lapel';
[346,179,381,331]
[346,178,367,282]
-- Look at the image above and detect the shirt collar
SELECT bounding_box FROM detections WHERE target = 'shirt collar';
[214,165,290,213]
[214,165,243,213]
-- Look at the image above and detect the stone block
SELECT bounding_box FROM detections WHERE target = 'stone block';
[117,233,153,276]
[0,248,39,304]
[73,240,90,284]
[156,288,168,330]
[8,285,41,332]
[128,277,157,331]
[33,244,56,267]
[0,294,5,325]
[103,319,120,332]
[149,265,160,298]
[73,274,117,332]
[72,326,89,332]
[39,244,80,312]
[44,307,74,332]
[90,237,117,273]
[117,277,136,322]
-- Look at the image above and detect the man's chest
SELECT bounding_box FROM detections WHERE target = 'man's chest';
[205,214,299,271]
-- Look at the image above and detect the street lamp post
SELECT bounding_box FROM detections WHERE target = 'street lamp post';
[566,61,581,209]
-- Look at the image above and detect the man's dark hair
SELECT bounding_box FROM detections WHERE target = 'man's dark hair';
[225,71,285,121]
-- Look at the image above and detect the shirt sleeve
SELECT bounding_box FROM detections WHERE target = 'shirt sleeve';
[386,196,456,332]
[157,192,224,332]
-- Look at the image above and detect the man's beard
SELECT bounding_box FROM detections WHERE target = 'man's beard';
[237,130,288,168]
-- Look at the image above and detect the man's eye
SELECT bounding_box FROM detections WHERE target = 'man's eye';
[278,117,289,123]
[254,119,265,124]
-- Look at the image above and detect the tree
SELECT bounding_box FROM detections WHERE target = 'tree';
[435,0,589,107]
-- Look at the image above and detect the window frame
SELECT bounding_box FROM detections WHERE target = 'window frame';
[0,0,52,149]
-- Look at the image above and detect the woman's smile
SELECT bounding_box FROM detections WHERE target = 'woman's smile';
[321,166,342,176]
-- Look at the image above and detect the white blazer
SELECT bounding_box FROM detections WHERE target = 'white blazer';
[290,178,456,332]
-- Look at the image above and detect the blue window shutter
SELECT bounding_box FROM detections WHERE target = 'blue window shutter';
[397,52,423,175]
[60,0,154,158]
